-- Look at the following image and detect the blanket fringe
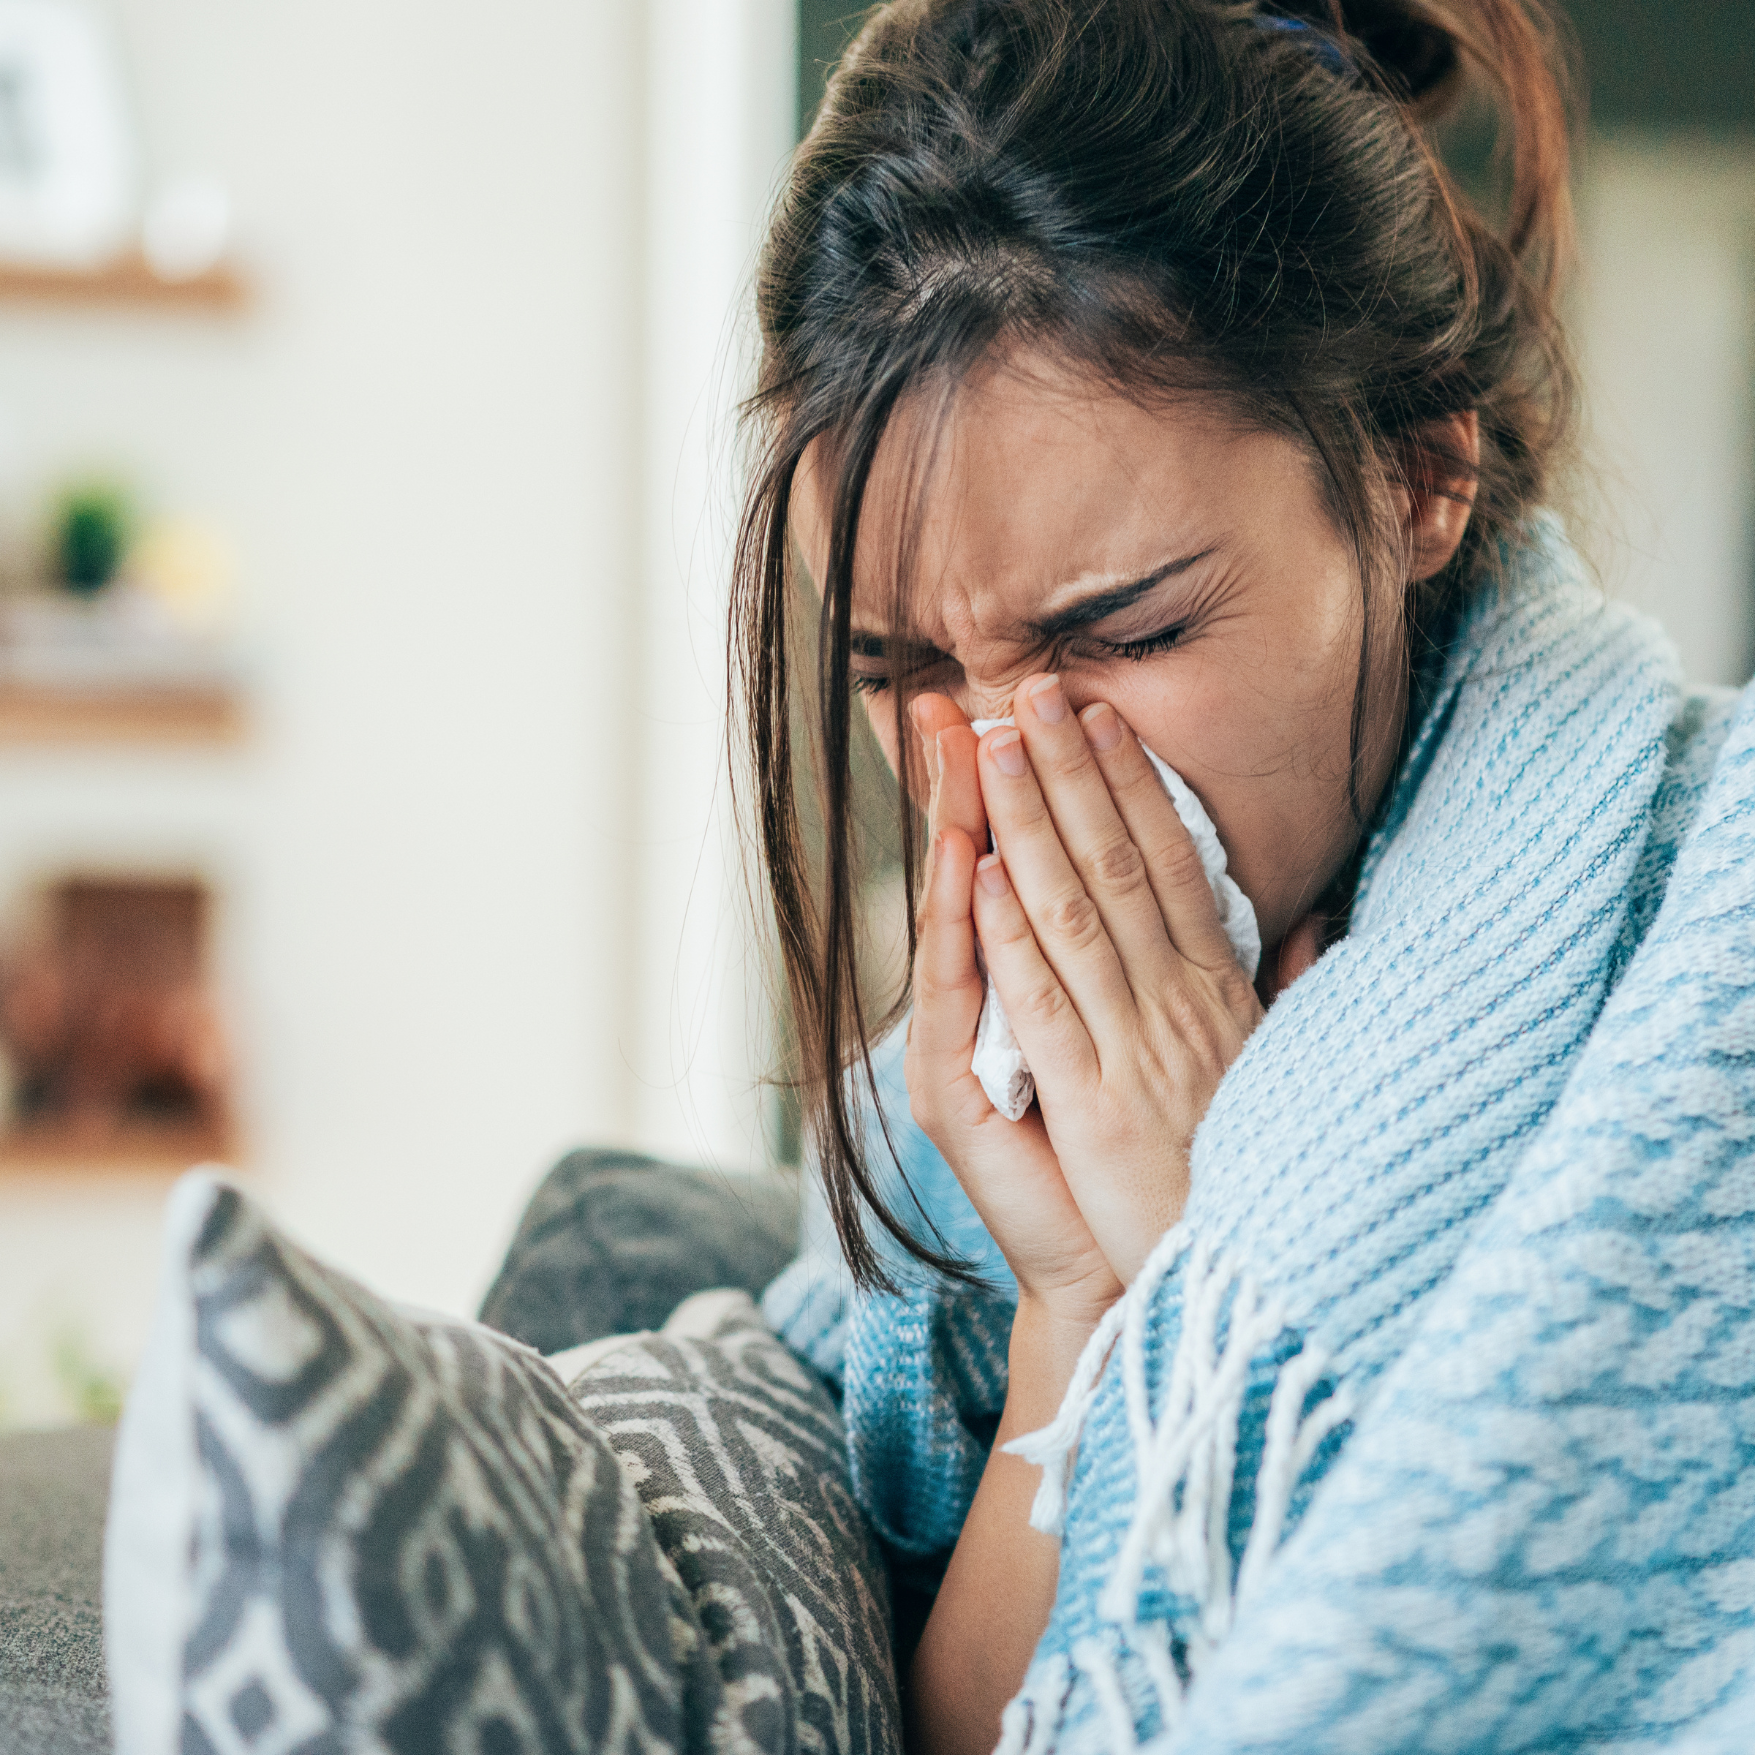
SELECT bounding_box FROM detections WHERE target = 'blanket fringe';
[1002,1225,1351,1734]
[1002,1288,1131,1535]
[1001,1627,1188,1755]
[1079,1636,1142,1755]
[995,1652,1069,1755]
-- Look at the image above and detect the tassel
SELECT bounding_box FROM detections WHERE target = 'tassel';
[1002,1288,1133,1534]
[994,1653,1068,1755]
[1100,1252,1289,1632]
[1135,1618,1187,1741]
[1000,1223,1201,1535]
[999,1231,1350,1752]
[993,1692,1031,1755]
[1235,1346,1353,1608]
[1076,1638,1141,1755]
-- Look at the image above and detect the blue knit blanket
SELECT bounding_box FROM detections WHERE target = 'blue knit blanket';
[762,520,1755,1752]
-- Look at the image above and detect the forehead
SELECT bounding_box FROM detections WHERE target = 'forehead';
[793,358,1242,636]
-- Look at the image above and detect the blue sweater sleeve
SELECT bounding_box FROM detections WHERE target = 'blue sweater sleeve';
[762,1020,1015,1382]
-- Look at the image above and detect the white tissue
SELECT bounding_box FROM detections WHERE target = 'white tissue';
[966,717,1260,1120]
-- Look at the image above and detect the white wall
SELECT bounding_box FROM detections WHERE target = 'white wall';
[4,25,1747,1432]
[632,0,796,1170]
[0,0,794,1428]
[1576,134,1755,685]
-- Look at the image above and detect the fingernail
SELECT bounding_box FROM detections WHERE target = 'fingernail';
[977,854,1009,896]
[909,697,929,730]
[1028,675,1065,724]
[934,729,946,780]
[987,729,1027,776]
[1082,702,1123,751]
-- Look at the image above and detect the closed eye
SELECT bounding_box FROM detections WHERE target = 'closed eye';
[848,633,956,696]
[1089,621,1187,662]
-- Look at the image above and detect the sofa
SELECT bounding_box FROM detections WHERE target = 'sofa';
[0,1148,802,1754]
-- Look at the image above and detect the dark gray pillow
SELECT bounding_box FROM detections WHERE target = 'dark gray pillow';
[478,1148,801,1352]
[104,1171,898,1755]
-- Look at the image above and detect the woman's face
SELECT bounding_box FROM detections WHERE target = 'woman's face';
[795,357,1449,953]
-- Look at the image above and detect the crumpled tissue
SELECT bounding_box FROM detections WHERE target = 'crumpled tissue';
[966,717,1260,1120]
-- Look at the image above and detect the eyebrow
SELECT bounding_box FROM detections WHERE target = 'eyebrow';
[1030,547,1218,640]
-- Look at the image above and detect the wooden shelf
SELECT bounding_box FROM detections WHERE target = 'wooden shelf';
[0,683,246,746]
[0,1120,237,1176]
[0,251,249,313]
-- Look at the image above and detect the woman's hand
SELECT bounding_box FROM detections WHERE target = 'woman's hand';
[909,675,1264,1289]
[904,679,1272,1755]
[906,693,1124,1323]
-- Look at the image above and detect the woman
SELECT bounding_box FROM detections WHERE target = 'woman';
[740,2,1755,1752]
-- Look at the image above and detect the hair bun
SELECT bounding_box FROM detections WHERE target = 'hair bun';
[1276,1,1463,113]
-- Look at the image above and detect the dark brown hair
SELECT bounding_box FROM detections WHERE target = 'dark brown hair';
[731,0,1578,1289]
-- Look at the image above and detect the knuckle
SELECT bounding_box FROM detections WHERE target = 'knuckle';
[1087,834,1148,894]
[1162,986,1211,1046]
[907,1085,942,1134]
[912,967,955,1002]
[1148,832,1208,900]
[1005,784,1051,833]
[1044,734,1096,781]
[1045,888,1103,950]
[1216,963,1255,1007]
[1155,975,1253,1066]
[1116,757,1164,801]
[911,941,954,989]
[903,1049,947,1117]
[985,902,1036,949]
[1017,977,1073,1031]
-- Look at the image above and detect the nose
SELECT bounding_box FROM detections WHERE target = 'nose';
[953,668,1099,726]
[956,683,1023,722]
[952,651,1051,724]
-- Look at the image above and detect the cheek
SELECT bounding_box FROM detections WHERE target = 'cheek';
[1097,642,1355,790]
[1085,641,1362,935]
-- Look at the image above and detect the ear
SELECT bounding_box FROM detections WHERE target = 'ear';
[1396,410,1480,582]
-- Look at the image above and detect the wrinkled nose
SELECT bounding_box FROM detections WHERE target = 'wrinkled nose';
[957,682,1023,722]
[952,649,1050,724]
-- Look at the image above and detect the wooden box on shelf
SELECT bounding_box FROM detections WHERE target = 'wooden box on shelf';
[0,877,237,1176]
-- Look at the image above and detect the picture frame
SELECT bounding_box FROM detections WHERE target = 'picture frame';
[0,0,135,268]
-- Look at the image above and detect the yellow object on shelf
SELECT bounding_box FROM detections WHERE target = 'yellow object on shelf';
[129,520,237,637]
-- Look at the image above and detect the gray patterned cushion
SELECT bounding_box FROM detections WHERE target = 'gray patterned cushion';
[104,1172,900,1755]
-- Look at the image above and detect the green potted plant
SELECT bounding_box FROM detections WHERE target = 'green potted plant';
[50,482,134,596]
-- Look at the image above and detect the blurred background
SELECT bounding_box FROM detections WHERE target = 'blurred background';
[0,0,1748,1430]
